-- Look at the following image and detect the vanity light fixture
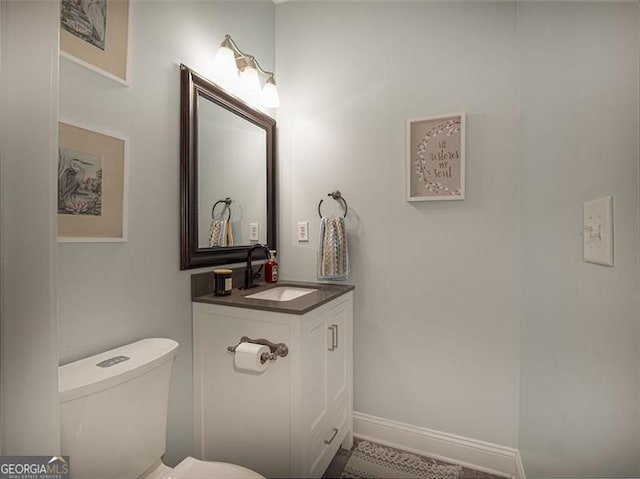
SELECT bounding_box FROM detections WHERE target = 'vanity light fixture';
[212,34,280,108]
[261,75,280,109]
[238,57,261,97]
[212,36,238,80]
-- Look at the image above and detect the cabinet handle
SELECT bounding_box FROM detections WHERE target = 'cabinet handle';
[328,325,336,351]
[332,324,339,349]
[324,427,339,445]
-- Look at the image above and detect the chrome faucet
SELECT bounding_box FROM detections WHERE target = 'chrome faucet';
[241,244,271,289]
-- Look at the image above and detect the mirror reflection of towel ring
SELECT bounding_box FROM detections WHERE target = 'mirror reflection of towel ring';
[318,191,348,218]
[212,197,232,221]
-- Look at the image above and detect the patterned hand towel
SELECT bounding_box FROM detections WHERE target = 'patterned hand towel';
[209,220,222,247]
[318,216,349,280]
[209,219,234,247]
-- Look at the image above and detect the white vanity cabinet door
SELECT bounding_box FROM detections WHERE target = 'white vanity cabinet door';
[300,294,353,478]
[301,295,352,440]
[326,297,350,411]
[302,313,330,440]
[193,291,353,479]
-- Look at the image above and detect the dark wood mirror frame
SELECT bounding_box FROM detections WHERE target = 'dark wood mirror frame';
[180,64,276,270]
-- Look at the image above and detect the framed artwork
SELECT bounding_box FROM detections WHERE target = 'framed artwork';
[60,0,131,86]
[406,113,466,201]
[58,121,128,242]
[583,196,614,266]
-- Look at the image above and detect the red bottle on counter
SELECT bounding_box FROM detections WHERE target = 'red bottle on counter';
[265,250,278,283]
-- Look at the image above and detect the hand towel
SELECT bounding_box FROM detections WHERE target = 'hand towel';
[209,219,234,247]
[224,219,234,247]
[209,220,223,247]
[318,216,349,280]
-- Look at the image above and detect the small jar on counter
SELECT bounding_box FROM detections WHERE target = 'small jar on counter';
[213,269,233,296]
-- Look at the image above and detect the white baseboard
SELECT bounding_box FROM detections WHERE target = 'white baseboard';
[352,412,525,479]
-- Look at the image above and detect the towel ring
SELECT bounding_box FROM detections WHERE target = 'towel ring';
[318,191,348,218]
[211,197,232,221]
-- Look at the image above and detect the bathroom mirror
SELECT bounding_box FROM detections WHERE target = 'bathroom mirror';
[180,64,276,270]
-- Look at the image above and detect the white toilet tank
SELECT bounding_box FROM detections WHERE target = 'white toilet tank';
[59,338,179,479]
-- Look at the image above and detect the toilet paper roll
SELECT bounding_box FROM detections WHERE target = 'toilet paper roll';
[233,342,270,373]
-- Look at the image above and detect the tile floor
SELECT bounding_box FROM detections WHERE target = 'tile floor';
[322,439,506,479]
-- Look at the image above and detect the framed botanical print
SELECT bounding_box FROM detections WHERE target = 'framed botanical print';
[58,121,128,242]
[60,0,131,85]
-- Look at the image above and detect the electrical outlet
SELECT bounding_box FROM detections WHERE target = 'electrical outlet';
[297,221,309,242]
[249,223,259,241]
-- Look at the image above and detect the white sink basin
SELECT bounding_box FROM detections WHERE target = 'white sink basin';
[245,286,317,302]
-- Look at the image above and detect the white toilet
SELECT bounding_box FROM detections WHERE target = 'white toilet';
[59,338,264,479]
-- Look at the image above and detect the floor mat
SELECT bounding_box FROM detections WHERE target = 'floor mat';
[341,440,461,479]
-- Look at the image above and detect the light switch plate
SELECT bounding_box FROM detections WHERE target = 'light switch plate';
[583,196,613,266]
[249,223,259,241]
[297,221,309,242]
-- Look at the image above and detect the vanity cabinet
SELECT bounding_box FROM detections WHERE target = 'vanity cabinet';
[193,291,353,478]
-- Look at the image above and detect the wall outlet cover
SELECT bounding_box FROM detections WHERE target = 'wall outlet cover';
[297,221,309,242]
[583,196,613,267]
[249,223,259,242]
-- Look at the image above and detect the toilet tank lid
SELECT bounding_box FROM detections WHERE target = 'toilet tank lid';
[59,338,179,403]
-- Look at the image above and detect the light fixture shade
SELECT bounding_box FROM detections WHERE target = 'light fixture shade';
[213,45,237,80]
[239,60,261,96]
[262,76,280,108]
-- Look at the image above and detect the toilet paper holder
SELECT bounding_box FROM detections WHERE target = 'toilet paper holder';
[227,336,289,363]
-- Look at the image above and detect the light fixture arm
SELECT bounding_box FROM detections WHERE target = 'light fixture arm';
[223,34,275,79]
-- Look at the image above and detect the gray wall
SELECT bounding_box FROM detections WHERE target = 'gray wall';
[275,1,522,448]
[51,1,640,476]
[518,3,640,476]
[0,0,60,455]
[275,2,640,476]
[57,1,275,465]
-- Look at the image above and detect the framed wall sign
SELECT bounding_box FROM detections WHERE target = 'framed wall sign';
[58,121,128,242]
[60,0,131,85]
[406,113,466,202]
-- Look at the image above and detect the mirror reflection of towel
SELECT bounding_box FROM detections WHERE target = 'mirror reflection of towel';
[209,219,234,247]
[225,220,234,246]
[318,216,349,280]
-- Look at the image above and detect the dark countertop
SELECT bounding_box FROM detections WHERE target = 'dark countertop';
[192,281,354,315]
